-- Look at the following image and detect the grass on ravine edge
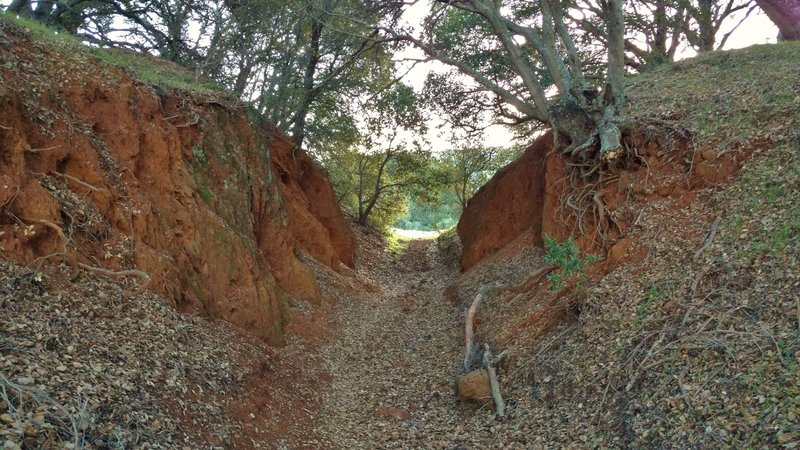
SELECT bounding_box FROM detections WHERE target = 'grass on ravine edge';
[1,12,223,94]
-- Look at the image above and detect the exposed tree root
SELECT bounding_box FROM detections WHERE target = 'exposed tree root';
[26,218,150,297]
[490,265,556,296]
[77,263,151,297]
[50,171,110,194]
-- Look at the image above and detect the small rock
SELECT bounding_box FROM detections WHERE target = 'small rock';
[376,408,411,421]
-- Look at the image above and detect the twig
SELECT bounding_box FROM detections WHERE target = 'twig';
[482,344,506,417]
[0,374,81,448]
[24,145,61,153]
[693,217,721,260]
[675,364,696,412]
[0,182,20,209]
[687,268,707,301]
[51,171,110,194]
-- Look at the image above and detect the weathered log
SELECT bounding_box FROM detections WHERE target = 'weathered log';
[464,286,488,371]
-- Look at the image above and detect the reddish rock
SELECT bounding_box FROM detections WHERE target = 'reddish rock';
[457,369,493,405]
[605,238,633,271]
[457,129,744,271]
[271,132,356,270]
[376,407,412,420]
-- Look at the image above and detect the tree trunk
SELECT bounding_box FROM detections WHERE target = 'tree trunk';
[756,0,800,40]
[357,152,392,226]
[291,10,325,150]
[6,0,32,15]
[696,0,716,52]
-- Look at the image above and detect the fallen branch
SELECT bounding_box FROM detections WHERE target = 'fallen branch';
[482,344,506,417]
[464,286,488,371]
[693,217,721,261]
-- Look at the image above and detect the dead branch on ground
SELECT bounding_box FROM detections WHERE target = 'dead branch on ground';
[693,216,721,260]
[483,343,507,417]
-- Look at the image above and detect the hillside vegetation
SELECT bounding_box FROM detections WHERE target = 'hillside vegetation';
[448,40,800,448]
[0,9,798,450]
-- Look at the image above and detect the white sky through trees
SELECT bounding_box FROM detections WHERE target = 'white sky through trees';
[397,2,779,150]
[0,1,779,151]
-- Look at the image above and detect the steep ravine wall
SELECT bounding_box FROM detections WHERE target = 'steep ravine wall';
[458,131,748,271]
[0,24,354,345]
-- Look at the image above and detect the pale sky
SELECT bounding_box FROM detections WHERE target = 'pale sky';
[397,3,779,150]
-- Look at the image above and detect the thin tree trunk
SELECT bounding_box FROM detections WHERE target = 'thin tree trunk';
[6,0,32,15]
[291,10,325,149]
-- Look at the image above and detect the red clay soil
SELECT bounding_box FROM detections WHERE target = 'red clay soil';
[0,24,354,345]
[457,133,551,271]
[457,130,753,271]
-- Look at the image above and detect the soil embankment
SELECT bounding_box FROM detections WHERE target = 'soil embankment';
[0,20,353,345]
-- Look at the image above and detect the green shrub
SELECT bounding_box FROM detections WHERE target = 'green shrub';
[543,236,597,291]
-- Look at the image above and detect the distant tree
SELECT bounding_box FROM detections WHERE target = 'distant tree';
[396,191,461,231]
[572,0,758,71]
[440,145,523,211]
[680,0,758,52]
[755,0,800,40]
[318,83,440,228]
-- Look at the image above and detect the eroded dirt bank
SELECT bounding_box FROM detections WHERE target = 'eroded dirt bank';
[0,20,354,345]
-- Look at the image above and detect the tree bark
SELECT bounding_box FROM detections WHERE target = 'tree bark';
[6,0,32,15]
[756,0,800,40]
[291,13,325,150]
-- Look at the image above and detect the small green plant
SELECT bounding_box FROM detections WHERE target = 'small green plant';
[543,236,597,291]
[192,146,208,164]
[634,284,664,328]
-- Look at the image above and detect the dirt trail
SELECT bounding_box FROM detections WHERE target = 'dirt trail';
[313,239,496,448]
